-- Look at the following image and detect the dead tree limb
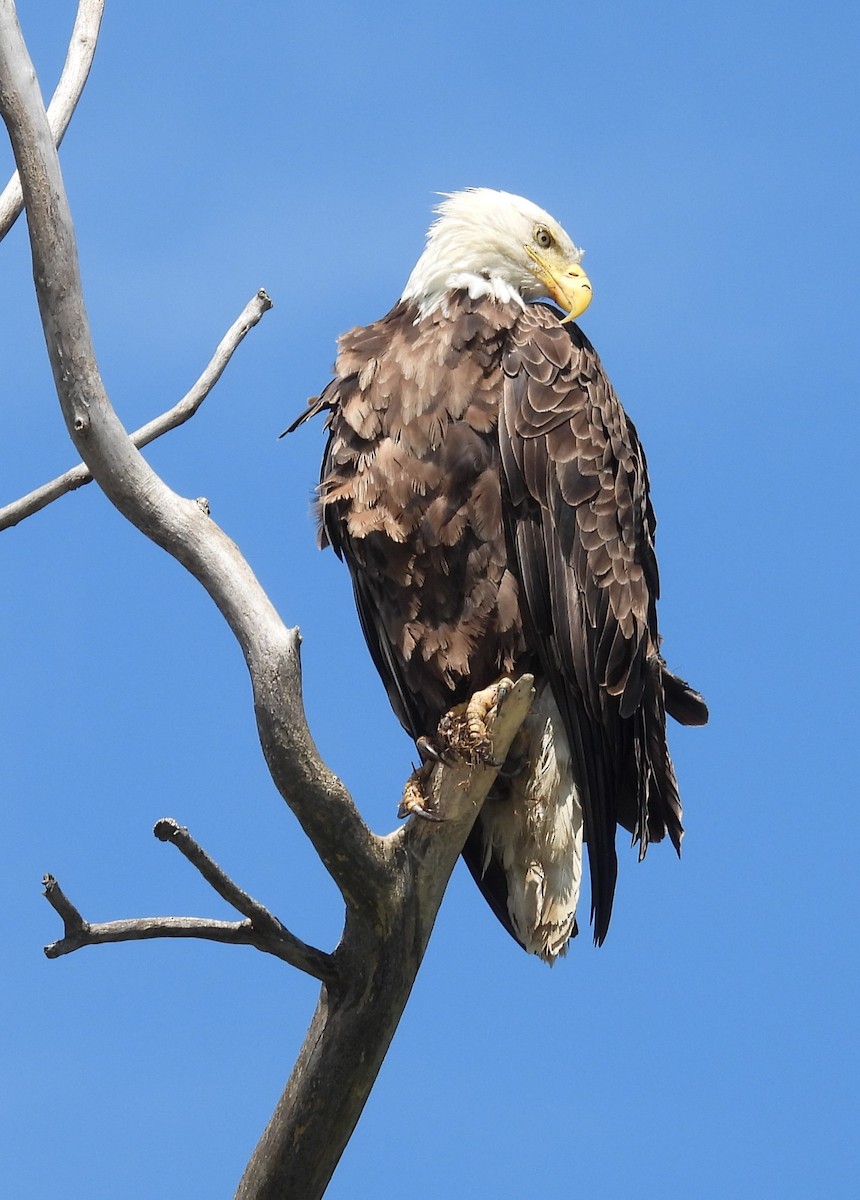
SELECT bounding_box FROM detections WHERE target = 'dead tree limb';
[0,288,273,531]
[0,0,104,242]
[0,7,536,1196]
[43,820,337,982]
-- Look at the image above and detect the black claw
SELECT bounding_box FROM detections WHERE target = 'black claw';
[416,735,442,763]
[409,805,445,823]
[417,735,456,767]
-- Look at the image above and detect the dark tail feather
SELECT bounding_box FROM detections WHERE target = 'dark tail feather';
[662,666,709,726]
[646,679,684,855]
[627,659,684,860]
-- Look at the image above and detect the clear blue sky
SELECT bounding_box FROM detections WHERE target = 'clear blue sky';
[2,2,858,1196]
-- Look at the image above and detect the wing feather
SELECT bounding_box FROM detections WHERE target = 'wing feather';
[500,304,683,942]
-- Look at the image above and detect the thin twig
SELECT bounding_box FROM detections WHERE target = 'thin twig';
[0,289,273,531]
[42,874,87,936]
[0,0,104,241]
[44,912,330,969]
[153,817,302,944]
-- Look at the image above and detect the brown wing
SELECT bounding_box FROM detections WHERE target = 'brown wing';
[499,303,687,943]
[300,295,528,744]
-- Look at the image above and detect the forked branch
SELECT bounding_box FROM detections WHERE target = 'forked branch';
[0,0,104,241]
[43,820,335,982]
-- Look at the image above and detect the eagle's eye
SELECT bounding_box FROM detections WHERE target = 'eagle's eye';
[534,225,554,250]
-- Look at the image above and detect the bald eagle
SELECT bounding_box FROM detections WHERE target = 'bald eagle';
[289,188,707,960]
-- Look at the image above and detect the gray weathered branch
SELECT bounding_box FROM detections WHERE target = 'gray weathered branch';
[151,817,334,980]
[0,288,273,531]
[46,910,318,962]
[43,820,336,982]
[0,0,104,242]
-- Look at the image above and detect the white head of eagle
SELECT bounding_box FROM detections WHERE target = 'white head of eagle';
[402,187,592,321]
[289,188,707,961]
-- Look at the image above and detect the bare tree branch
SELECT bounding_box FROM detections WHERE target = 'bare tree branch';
[0,0,104,242]
[0,288,273,532]
[0,2,389,920]
[46,914,299,960]
[43,823,337,982]
[41,873,86,935]
[152,816,333,978]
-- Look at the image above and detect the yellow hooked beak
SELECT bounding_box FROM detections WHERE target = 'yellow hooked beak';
[525,247,593,323]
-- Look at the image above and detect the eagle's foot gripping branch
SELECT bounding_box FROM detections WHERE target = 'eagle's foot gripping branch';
[398,763,443,822]
[397,678,517,822]
[437,677,513,768]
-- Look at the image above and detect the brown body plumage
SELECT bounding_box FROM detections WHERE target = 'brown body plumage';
[290,190,706,955]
